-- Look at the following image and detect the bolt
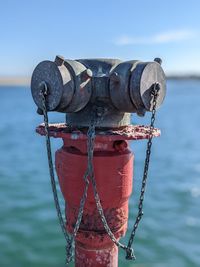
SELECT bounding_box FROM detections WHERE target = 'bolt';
[154,57,162,65]
[55,55,65,66]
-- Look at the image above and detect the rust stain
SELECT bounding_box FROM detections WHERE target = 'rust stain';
[36,123,160,141]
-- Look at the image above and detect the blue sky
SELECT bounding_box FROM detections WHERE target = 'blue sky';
[1,0,200,76]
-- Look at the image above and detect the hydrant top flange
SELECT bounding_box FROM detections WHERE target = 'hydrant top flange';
[36,123,160,141]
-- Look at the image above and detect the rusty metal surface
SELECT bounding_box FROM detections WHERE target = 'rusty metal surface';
[36,123,160,141]
[67,206,128,235]
[75,243,118,267]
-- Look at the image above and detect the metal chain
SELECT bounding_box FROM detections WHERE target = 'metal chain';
[40,83,70,246]
[126,82,160,260]
[40,82,95,265]
[86,83,160,260]
[86,110,131,253]
[40,81,160,264]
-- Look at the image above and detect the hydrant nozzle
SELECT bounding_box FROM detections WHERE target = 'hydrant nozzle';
[31,58,166,127]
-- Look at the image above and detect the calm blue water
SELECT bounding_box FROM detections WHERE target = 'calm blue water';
[0,81,200,267]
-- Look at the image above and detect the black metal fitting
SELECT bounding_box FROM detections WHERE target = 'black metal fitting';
[31,57,166,127]
[125,247,136,260]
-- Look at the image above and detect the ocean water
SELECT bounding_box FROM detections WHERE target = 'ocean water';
[0,80,200,267]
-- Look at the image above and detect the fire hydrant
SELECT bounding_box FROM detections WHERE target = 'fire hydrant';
[31,57,166,267]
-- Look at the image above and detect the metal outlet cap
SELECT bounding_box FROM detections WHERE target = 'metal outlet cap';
[130,61,166,111]
[31,60,75,111]
[31,58,93,113]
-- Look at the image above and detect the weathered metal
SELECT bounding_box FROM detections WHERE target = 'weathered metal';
[36,123,161,141]
[32,56,166,266]
[31,57,166,127]
[75,243,118,267]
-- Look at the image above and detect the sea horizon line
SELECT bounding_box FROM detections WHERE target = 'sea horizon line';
[1,74,200,86]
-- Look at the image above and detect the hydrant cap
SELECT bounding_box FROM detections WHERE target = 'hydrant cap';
[31,60,75,111]
[130,61,166,111]
[31,59,93,113]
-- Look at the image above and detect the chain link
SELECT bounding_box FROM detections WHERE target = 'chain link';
[86,83,160,260]
[40,82,96,265]
[40,83,70,246]
[40,81,160,264]
[126,82,160,260]
[86,110,130,253]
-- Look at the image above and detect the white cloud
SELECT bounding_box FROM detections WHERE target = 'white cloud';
[115,29,198,45]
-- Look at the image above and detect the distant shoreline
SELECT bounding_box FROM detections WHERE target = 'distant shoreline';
[0,76,30,86]
[167,75,200,80]
[0,75,200,86]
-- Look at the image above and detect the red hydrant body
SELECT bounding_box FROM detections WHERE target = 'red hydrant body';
[36,123,160,267]
[56,138,133,267]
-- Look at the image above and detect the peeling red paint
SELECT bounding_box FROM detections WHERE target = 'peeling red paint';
[76,243,118,267]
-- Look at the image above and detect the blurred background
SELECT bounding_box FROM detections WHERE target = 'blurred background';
[0,1,200,266]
